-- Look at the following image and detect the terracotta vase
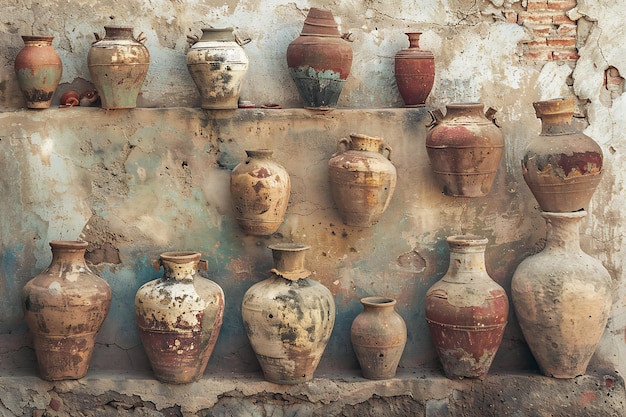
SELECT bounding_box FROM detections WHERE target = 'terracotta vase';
[22,241,112,381]
[394,32,435,107]
[230,149,291,236]
[522,97,603,212]
[135,251,224,384]
[187,27,250,109]
[87,26,149,109]
[425,103,504,197]
[425,235,508,380]
[511,211,612,378]
[14,36,62,109]
[328,133,397,227]
[286,7,353,110]
[351,296,407,380]
[241,243,335,384]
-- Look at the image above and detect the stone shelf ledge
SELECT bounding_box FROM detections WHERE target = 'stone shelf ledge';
[0,369,623,416]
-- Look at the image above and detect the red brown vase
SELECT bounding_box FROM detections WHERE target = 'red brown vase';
[241,243,335,384]
[351,296,407,380]
[426,103,504,197]
[511,211,612,378]
[22,241,112,381]
[87,26,149,109]
[230,149,291,236]
[394,32,435,107]
[328,133,397,227]
[135,251,225,384]
[425,235,508,379]
[286,8,353,110]
[14,36,63,109]
[522,97,603,212]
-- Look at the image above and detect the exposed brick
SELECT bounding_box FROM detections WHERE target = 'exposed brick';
[547,37,577,47]
[527,0,548,11]
[547,0,577,11]
[526,39,549,47]
[532,25,554,37]
[553,14,575,25]
[552,49,579,60]
[525,45,555,60]
[518,11,559,25]
[556,24,577,37]
[504,11,518,23]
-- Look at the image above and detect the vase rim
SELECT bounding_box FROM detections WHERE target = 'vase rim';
[361,296,397,307]
[201,27,234,32]
[446,102,484,108]
[541,210,586,219]
[533,97,575,116]
[49,240,88,250]
[159,251,202,263]
[447,234,488,244]
[245,149,273,156]
[268,243,311,252]
[21,35,54,42]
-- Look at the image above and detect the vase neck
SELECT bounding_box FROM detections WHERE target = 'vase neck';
[406,32,422,48]
[22,36,54,46]
[542,212,584,252]
[538,113,578,135]
[443,236,489,283]
[104,26,134,40]
[48,241,88,273]
[361,296,396,312]
[158,251,202,282]
[246,149,273,159]
[269,243,311,281]
[349,134,383,152]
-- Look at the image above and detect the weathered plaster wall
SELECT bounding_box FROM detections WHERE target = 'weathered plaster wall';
[0,0,625,403]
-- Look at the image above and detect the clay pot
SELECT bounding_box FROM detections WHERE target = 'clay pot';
[425,103,504,197]
[22,241,112,381]
[241,243,335,384]
[87,27,149,109]
[286,7,353,110]
[135,251,224,384]
[394,32,435,107]
[351,296,407,380]
[230,149,291,236]
[187,27,250,109]
[511,211,612,378]
[522,98,603,212]
[425,235,508,380]
[328,133,397,227]
[14,36,62,109]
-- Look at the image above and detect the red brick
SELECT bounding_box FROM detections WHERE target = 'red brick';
[532,25,554,37]
[547,0,577,11]
[526,39,549,47]
[518,11,558,25]
[547,37,576,47]
[556,24,577,37]
[527,0,548,10]
[552,49,579,60]
[524,49,553,60]
[504,11,518,23]
[553,14,575,25]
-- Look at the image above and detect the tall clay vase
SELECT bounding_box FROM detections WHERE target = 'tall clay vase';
[351,296,407,380]
[187,27,250,109]
[286,7,353,110]
[14,36,62,109]
[522,97,603,212]
[87,26,149,109]
[135,251,225,384]
[394,32,435,107]
[22,241,112,381]
[511,211,612,378]
[328,133,397,227]
[241,243,336,384]
[230,149,291,236]
[426,103,504,197]
[425,235,508,379]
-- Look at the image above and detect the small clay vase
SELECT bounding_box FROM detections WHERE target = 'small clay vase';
[22,241,112,381]
[187,27,250,109]
[351,296,407,380]
[135,251,225,384]
[425,235,508,379]
[511,211,612,378]
[425,103,504,197]
[286,7,353,109]
[14,36,63,109]
[241,243,335,384]
[522,97,603,212]
[328,133,397,227]
[394,32,435,107]
[87,27,149,109]
[230,149,291,236]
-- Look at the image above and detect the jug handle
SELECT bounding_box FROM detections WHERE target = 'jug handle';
[336,137,351,153]
[152,260,161,271]
[198,259,209,271]
[382,144,393,160]
[426,109,444,128]
[135,32,147,43]
[92,32,102,44]
[485,107,500,127]
[187,34,199,44]
[234,33,252,46]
